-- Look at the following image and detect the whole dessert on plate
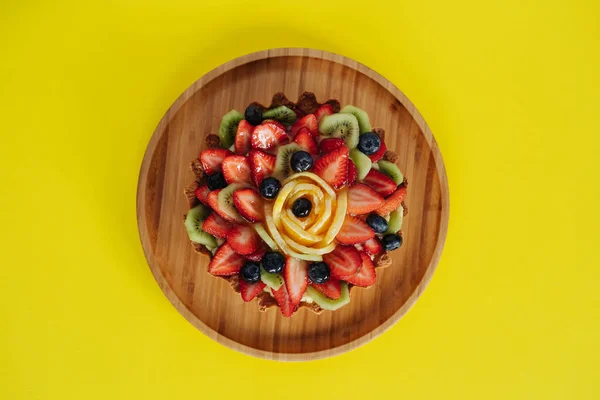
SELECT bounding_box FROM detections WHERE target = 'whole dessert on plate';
[183,92,408,317]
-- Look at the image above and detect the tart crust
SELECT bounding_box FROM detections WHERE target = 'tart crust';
[184,92,407,315]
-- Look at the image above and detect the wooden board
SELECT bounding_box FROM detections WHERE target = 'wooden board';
[136,48,449,361]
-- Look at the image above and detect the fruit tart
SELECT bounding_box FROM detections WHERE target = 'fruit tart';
[183,92,408,317]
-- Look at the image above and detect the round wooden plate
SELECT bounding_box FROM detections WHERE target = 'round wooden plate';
[137,48,449,361]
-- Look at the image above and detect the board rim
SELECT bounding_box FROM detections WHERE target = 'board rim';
[136,48,450,361]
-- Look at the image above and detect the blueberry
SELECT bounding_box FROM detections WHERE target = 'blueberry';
[262,251,285,274]
[240,261,261,283]
[207,172,227,190]
[382,234,403,251]
[260,177,281,199]
[292,198,312,218]
[308,262,330,284]
[244,104,263,126]
[290,151,313,172]
[357,132,381,155]
[366,213,389,233]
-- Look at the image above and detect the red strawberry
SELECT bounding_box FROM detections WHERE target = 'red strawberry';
[291,114,318,137]
[313,146,348,189]
[336,215,375,244]
[207,190,221,213]
[249,150,276,186]
[232,188,264,222]
[239,280,266,302]
[245,244,267,262]
[234,120,253,155]
[364,237,383,255]
[293,128,319,155]
[208,243,246,276]
[226,225,261,255]
[284,256,308,307]
[322,244,362,279]
[344,252,376,287]
[311,278,341,299]
[251,121,288,150]
[194,184,211,205]
[376,186,407,216]
[199,148,233,174]
[262,119,286,131]
[368,140,387,162]
[207,189,243,223]
[202,212,234,239]
[315,104,334,122]
[319,138,345,154]
[362,169,397,197]
[347,160,357,186]
[272,285,296,317]
[222,155,253,185]
[346,183,385,214]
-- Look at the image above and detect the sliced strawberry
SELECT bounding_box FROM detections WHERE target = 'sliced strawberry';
[245,244,267,262]
[319,138,345,154]
[347,160,357,186]
[336,215,375,245]
[202,212,234,239]
[291,114,318,137]
[364,237,383,255]
[199,148,233,175]
[346,183,385,214]
[376,186,408,216]
[251,121,288,150]
[293,128,319,155]
[284,256,308,307]
[249,150,276,186]
[222,155,253,185]
[368,140,387,162]
[239,280,266,302]
[315,104,334,122]
[262,119,286,131]
[207,190,221,213]
[226,225,261,255]
[322,244,362,279]
[311,278,341,299]
[344,252,376,287]
[234,120,253,155]
[313,146,348,189]
[208,243,246,276]
[232,188,264,222]
[362,169,397,197]
[194,184,211,205]
[272,285,296,317]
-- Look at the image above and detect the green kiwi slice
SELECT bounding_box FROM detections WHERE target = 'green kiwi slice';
[274,143,302,179]
[386,204,404,233]
[262,106,297,125]
[218,110,244,149]
[217,183,246,222]
[260,266,284,290]
[340,105,372,134]
[350,149,372,181]
[184,204,217,247]
[318,114,360,149]
[377,160,404,185]
[306,282,350,310]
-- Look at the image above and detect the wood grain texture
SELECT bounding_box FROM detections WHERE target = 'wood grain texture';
[136,48,449,361]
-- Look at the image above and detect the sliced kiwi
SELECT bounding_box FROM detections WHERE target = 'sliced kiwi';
[350,149,372,181]
[217,183,246,222]
[318,114,359,149]
[253,223,278,250]
[386,204,404,233]
[218,110,244,149]
[306,282,350,310]
[262,106,297,125]
[340,105,372,134]
[378,160,404,185]
[184,204,218,247]
[260,266,284,290]
[274,143,302,179]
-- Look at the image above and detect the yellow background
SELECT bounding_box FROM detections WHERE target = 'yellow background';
[1,0,599,398]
